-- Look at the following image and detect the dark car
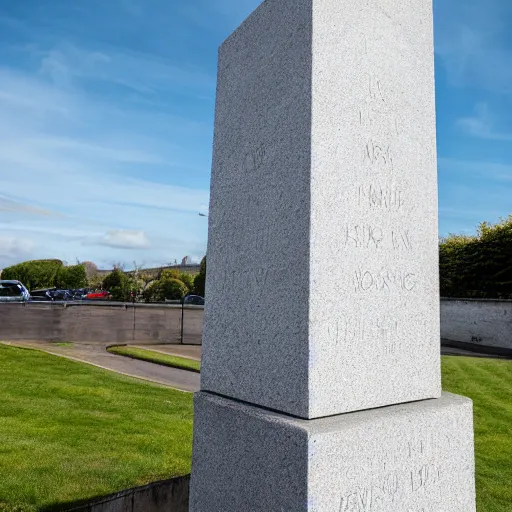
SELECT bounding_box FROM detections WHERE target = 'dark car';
[183,295,205,306]
[48,289,74,301]
[30,288,55,302]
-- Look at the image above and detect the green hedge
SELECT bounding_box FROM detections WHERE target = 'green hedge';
[440,216,512,299]
[1,260,87,291]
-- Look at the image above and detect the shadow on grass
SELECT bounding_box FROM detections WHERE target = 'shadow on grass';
[38,475,190,512]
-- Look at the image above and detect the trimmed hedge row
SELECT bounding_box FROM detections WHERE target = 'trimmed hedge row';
[440,216,512,299]
[1,260,87,291]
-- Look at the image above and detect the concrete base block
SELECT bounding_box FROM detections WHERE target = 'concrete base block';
[190,392,476,511]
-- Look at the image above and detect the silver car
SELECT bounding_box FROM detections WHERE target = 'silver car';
[0,280,30,302]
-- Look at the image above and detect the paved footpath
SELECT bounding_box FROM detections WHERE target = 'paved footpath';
[1,340,200,392]
[2,340,506,394]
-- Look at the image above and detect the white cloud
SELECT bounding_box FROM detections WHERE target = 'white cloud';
[0,236,35,269]
[0,196,58,217]
[437,157,512,235]
[434,0,512,94]
[91,230,151,249]
[439,157,512,183]
[38,42,216,95]
[0,41,210,268]
[0,68,74,121]
[456,103,512,141]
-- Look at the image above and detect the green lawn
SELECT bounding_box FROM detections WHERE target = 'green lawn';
[107,346,200,373]
[442,356,512,512]
[0,345,193,512]
[0,345,510,512]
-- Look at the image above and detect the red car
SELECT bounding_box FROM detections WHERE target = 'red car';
[85,290,111,300]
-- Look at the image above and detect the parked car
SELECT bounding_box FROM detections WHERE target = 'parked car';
[85,290,111,300]
[71,288,89,300]
[183,294,205,306]
[48,289,74,301]
[30,288,55,301]
[0,280,30,302]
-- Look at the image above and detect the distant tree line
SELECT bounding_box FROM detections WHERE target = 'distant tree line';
[440,216,512,299]
[1,256,207,302]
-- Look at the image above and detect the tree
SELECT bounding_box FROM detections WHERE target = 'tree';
[158,278,188,301]
[193,256,206,296]
[159,268,181,280]
[102,268,132,301]
[55,264,88,289]
[179,272,194,292]
[142,281,159,303]
[88,272,105,291]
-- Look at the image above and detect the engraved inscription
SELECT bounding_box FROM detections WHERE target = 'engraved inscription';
[357,184,404,211]
[343,225,384,249]
[391,229,413,251]
[354,268,417,292]
[339,472,399,511]
[335,429,451,511]
[363,140,394,169]
[242,143,265,172]
[217,266,269,293]
[410,464,440,492]
[342,225,412,251]
[216,262,292,297]
[339,464,441,512]
[360,69,399,175]
[360,72,400,136]
[367,74,387,105]
[231,225,272,256]
[328,316,399,354]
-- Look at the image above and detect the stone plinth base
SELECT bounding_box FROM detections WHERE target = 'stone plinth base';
[190,392,475,511]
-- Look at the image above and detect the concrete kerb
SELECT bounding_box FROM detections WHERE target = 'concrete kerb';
[131,344,202,362]
[106,343,201,373]
[442,339,512,359]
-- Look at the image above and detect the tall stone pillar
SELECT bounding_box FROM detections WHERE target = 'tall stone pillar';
[190,1,476,510]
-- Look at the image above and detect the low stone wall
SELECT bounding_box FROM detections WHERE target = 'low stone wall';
[0,302,203,345]
[61,475,189,512]
[4,299,510,351]
[441,298,512,353]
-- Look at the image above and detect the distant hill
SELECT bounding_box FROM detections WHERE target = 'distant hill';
[1,260,201,280]
[97,263,201,277]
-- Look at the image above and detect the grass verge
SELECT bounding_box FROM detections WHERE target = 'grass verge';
[0,345,193,512]
[442,356,512,512]
[0,346,510,512]
[107,346,200,373]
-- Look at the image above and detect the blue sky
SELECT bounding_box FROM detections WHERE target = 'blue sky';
[0,0,510,269]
